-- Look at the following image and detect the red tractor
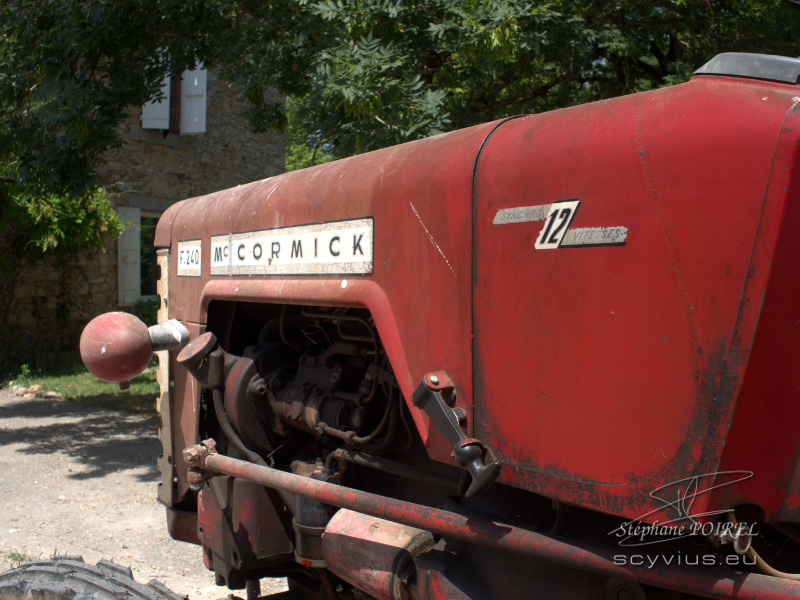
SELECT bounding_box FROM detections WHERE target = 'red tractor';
[16,52,800,599]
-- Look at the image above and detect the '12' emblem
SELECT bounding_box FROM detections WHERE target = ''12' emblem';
[535,200,580,249]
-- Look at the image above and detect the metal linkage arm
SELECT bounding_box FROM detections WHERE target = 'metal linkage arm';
[411,372,501,499]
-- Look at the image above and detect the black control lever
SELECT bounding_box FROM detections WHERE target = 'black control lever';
[411,372,501,499]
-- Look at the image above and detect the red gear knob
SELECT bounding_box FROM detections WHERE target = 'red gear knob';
[80,312,153,384]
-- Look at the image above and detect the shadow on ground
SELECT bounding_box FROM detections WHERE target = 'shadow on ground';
[0,395,161,482]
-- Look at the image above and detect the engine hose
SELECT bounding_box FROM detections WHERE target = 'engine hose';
[317,388,396,445]
[333,449,460,489]
[729,513,800,580]
[363,375,378,405]
[355,407,398,455]
[351,387,394,444]
[300,308,380,359]
[211,389,297,515]
[323,451,339,474]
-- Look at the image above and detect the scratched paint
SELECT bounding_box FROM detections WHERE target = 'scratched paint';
[409,202,458,279]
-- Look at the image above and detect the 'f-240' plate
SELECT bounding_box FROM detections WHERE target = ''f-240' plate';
[209,218,373,276]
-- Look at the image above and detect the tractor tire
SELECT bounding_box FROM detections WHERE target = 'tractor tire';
[0,555,186,600]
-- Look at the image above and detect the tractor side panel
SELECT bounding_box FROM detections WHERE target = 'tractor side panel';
[473,76,800,521]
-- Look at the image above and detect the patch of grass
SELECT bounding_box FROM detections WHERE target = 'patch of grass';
[4,551,34,562]
[6,364,159,418]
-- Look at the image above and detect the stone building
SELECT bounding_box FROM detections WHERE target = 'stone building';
[9,70,284,369]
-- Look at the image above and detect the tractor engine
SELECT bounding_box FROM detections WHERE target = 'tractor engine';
[202,307,398,451]
[180,303,454,593]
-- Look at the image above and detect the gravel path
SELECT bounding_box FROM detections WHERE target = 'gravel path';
[0,388,287,599]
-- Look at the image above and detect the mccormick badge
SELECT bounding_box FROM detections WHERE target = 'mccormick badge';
[209,218,374,276]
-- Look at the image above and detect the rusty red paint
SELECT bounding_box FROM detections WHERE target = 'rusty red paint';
[322,509,432,600]
[197,474,294,589]
[710,103,800,522]
[155,73,800,529]
[153,199,186,249]
[200,450,800,599]
[173,322,204,503]
[417,569,471,600]
[142,70,800,600]
[166,507,200,546]
[472,77,800,525]
[157,123,500,469]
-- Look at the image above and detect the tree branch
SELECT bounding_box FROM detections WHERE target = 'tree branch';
[471,76,569,114]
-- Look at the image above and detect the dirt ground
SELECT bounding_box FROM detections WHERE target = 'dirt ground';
[0,387,288,599]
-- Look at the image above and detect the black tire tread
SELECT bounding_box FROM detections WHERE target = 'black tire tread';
[0,556,186,600]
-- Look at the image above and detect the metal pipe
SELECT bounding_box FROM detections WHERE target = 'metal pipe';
[197,450,800,600]
[246,579,261,600]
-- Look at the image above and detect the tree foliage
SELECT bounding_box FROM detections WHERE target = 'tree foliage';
[0,0,222,194]
[218,0,800,167]
[2,1,799,177]
[0,0,219,290]
[0,179,122,366]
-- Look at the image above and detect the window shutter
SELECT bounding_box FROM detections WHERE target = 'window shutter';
[118,206,141,306]
[180,67,207,134]
[141,76,171,130]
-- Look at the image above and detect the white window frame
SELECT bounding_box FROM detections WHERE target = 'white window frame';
[140,66,207,134]
[180,67,207,135]
[118,207,161,305]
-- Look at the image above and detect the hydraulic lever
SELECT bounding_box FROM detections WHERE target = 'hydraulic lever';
[411,371,501,499]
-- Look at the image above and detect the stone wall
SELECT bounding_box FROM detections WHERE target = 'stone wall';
[3,242,118,370]
[97,71,285,200]
[6,73,284,369]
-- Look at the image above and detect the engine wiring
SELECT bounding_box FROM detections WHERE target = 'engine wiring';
[730,513,800,580]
